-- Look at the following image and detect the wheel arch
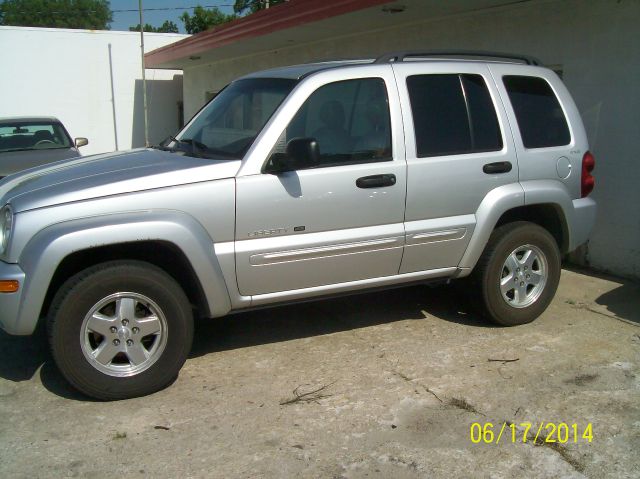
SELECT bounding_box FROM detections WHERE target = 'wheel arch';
[40,241,209,322]
[458,182,573,272]
[14,211,232,336]
[495,203,568,250]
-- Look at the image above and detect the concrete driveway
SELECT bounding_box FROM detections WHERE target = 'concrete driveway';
[0,268,638,478]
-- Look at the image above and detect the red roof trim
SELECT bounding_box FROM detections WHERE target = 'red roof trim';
[145,0,391,68]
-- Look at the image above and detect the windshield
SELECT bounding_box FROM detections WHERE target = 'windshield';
[172,78,297,160]
[0,121,72,152]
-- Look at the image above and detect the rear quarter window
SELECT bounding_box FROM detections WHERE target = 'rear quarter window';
[503,75,571,149]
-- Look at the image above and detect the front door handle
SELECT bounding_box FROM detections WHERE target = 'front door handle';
[483,161,513,174]
[356,174,396,188]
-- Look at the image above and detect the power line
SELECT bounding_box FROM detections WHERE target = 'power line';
[112,4,235,13]
[9,4,237,15]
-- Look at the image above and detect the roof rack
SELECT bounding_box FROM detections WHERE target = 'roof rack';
[374,50,541,66]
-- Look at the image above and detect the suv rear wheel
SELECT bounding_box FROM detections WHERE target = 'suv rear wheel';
[471,221,561,326]
[47,261,193,400]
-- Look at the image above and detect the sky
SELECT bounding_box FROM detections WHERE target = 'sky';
[109,0,235,33]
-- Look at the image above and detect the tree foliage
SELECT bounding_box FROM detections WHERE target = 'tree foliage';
[179,6,235,34]
[233,0,287,15]
[0,0,112,30]
[129,20,178,33]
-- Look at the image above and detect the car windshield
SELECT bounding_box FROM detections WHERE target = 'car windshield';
[169,78,297,160]
[0,121,72,152]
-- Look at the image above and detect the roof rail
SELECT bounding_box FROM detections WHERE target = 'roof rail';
[374,50,541,66]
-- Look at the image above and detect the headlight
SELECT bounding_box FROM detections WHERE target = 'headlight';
[0,204,13,255]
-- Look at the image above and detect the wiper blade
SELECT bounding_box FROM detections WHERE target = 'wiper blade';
[154,136,204,157]
[153,136,238,160]
[152,135,179,150]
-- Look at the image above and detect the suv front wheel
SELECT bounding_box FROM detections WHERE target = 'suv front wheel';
[471,221,561,326]
[47,260,194,400]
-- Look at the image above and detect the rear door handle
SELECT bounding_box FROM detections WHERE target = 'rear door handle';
[356,174,396,188]
[483,161,513,174]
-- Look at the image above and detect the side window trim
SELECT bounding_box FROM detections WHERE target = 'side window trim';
[458,75,476,150]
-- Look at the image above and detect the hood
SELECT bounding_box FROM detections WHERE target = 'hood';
[0,148,241,212]
[0,147,81,178]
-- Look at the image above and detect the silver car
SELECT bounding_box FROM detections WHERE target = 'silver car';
[0,52,596,399]
[0,117,88,179]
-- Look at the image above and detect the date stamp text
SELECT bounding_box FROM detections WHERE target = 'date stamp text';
[470,422,593,444]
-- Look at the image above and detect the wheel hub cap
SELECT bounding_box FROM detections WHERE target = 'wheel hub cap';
[80,292,168,377]
[117,327,131,341]
[499,244,548,308]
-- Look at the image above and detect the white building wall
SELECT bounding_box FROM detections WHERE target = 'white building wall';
[182,0,640,279]
[0,27,188,155]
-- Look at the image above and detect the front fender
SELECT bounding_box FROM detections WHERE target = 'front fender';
[13,210,231,335]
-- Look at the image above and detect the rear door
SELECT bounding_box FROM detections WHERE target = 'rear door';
[392,62,519,273]
[235,66,407,296]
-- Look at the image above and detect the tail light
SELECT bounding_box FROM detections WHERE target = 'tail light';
[581,151,595,197]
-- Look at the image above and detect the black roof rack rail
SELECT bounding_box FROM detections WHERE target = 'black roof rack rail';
[374,50,541,66]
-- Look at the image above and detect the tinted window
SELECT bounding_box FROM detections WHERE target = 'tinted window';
[503,75,570,148]
[269,78,392,169]
[407,74,502,157]
[462,75,503,152]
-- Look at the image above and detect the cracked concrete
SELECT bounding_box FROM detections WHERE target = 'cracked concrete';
[0,268,638,478]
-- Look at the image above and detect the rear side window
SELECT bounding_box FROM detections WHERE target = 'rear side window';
[406,74,502,157]
[503,75,570,148]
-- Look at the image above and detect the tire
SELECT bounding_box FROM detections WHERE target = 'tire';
[470,221,561,326]
[47,260,194,400]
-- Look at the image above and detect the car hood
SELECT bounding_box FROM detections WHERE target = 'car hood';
[0,148,241,213]
[0,147,81,177]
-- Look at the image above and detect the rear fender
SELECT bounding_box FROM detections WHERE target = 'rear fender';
[458,183,525,271]
[458,180,578,273]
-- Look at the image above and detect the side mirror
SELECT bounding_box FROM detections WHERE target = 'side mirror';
[74,137,89,148]
[266,137,320,174]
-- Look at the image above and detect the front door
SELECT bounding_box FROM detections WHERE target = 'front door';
[235,67,407,296]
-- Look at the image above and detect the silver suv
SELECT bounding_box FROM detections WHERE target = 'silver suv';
[0,52,596,399]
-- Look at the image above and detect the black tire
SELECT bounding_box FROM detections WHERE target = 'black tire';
[470,221,561,326]
[47,260,193,400]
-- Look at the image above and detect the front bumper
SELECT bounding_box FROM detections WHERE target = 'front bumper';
[0,261,28,335]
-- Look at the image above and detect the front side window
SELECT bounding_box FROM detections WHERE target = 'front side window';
[407,74,503,158]
[503,75,570,149]
[0,121,72,152]
[268,78,392,170]
[175,78,297,159]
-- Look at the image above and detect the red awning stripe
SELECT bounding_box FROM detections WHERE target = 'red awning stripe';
[145,0,391,68]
